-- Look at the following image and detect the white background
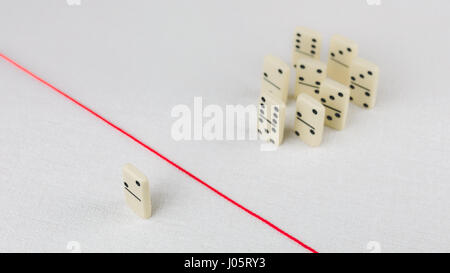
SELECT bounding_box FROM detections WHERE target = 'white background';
[0,0,449,253]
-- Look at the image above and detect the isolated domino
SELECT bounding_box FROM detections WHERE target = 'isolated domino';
[123,163,151,219]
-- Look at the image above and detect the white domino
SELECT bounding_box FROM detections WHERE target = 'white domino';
[294,93,325,147]
[349,57,379,109]
[261,55,290,103]
[257,90,286,146]
[122,163,151,219]
[327,35,359,85]
[295,57,327,98]
[317,78,350,130]
[292,27,322,66]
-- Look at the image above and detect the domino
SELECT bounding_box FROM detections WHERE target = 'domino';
[257,90,286,146]
[327,35,358,85]
[349,57,379,109]
[318,78,350,130]
[294,93,325,147]
[122,163,152,219]
[261,55,290,103]
[292,27,322,66]
[295,57,327,98]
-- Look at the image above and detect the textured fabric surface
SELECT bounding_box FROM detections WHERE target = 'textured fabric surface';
[0,0,449,252]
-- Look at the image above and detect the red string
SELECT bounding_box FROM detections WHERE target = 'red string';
[0,52,318,253]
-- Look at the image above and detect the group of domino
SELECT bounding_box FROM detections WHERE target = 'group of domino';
[257,26,379,147]
[120,28,381,220]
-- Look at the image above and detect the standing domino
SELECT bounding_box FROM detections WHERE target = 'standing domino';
[257,91,286,146]
[122,163,151,219]
[261,55,290,103]
[318,78,350,130]
[292,27,322,66]
[349,57,379,109]
[294,93,325,147]
[295,57,327,98]
[327,35,358,85]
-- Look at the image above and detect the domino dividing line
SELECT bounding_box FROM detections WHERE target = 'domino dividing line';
[0,52,318,253]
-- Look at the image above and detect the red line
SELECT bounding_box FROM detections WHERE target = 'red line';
[0,52,318,253]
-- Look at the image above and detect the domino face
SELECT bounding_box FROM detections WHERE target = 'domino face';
[292,27,322,66]
[318,78,350,130]
[349,57,379,109]
[123,163,151,219]
[327,35,358,85]
[294,93,325,147]
[295,57,327,97]
[257,91,286,146]
[261,55,290,103]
